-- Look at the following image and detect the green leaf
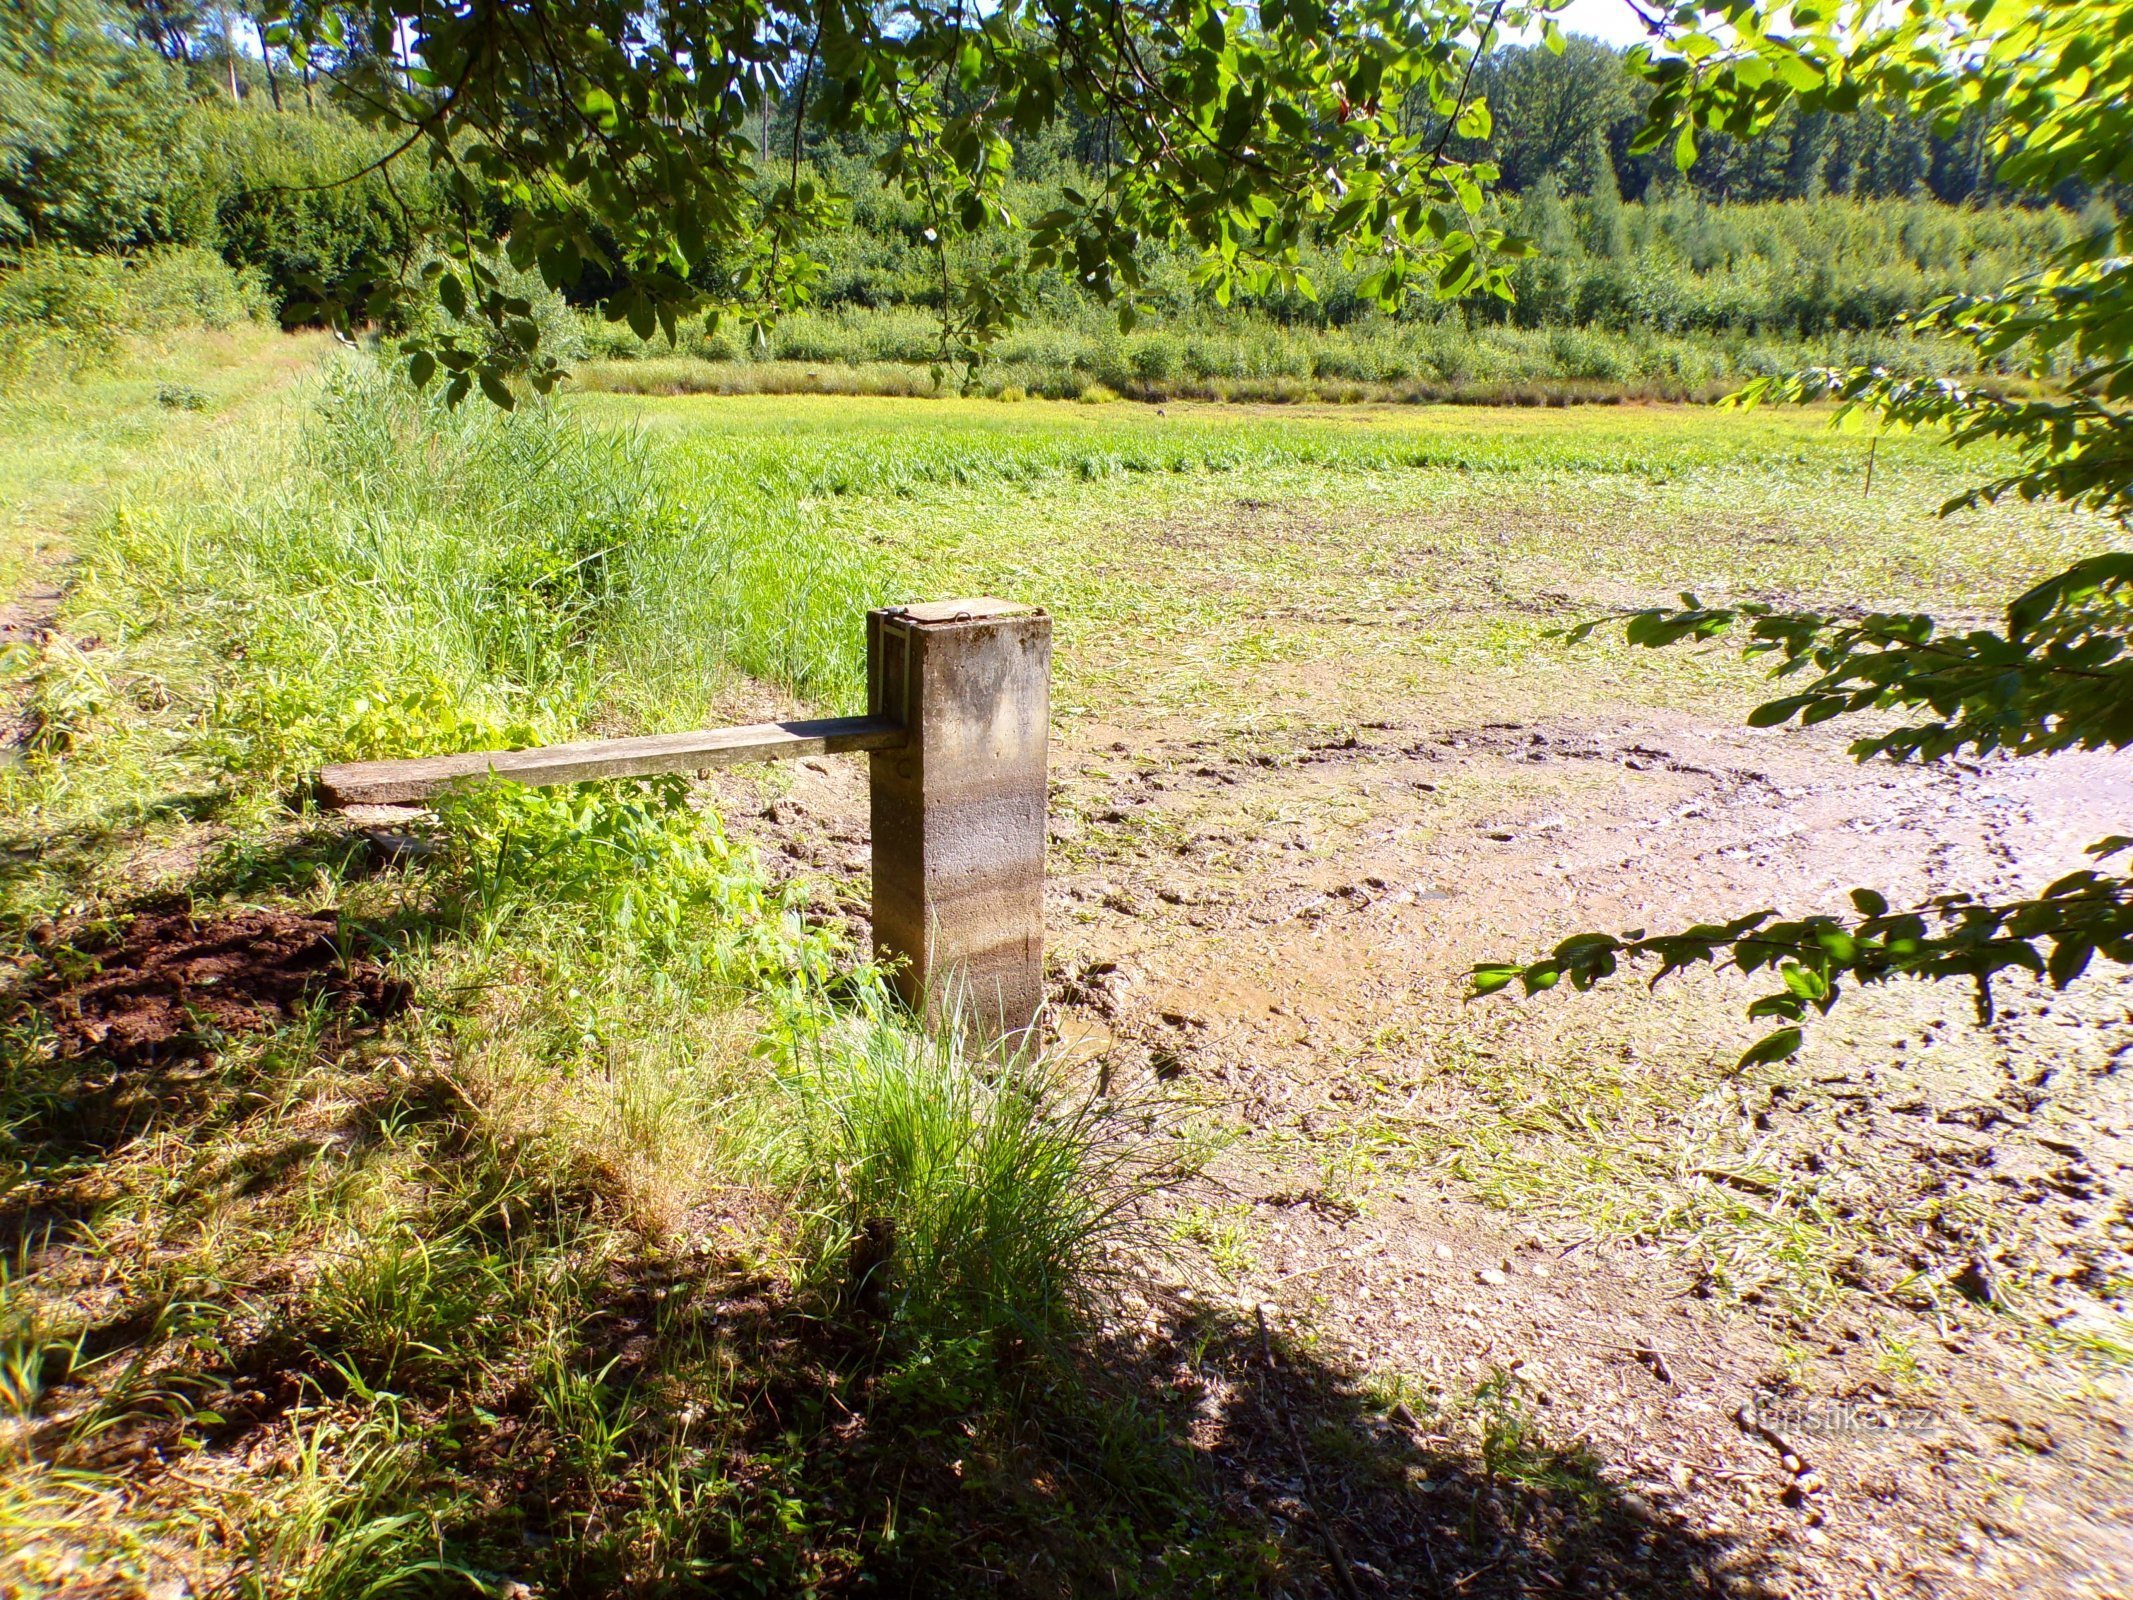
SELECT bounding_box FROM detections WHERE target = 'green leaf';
[1813,929,1857,963]
[1781,964,1828,1000]
[1737,1028,1804,1069]
[1747,695,1813,727]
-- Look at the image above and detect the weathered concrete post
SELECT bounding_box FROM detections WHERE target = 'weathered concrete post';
[867,599,1050,1045]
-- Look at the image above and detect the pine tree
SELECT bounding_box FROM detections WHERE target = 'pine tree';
[1576,126,1630,258]
[1517,172,1580,259]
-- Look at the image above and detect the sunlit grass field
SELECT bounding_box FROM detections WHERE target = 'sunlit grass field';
[0,343,2118,1595]
[570,387,2098,733]
[0,328,324,602]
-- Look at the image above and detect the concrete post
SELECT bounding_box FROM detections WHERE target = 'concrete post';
[867,599,1050,1045]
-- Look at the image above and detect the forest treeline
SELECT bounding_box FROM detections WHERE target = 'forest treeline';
[2,0,2115,396]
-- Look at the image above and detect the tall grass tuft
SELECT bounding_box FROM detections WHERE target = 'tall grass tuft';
[758,1014,1150,1362]
[232,1415,477,1600]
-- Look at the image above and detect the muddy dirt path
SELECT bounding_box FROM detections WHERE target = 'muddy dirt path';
[727,682,2132,1598]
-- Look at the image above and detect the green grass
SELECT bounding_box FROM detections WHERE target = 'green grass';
[2,338,2122,1594]
[1,349,1212,1595]
[0,326,320,604]
[565,386,2094,736]
[758,1017,1165,1359]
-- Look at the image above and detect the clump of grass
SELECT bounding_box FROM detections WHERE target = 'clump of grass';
[305,1221,508,1383]
[430,773,839,992]
[0,634,110,757]
[757,1014,1153,1361]
[231,1413,479,1600]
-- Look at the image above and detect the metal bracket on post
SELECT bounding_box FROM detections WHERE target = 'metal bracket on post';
[867,599,1051,1046]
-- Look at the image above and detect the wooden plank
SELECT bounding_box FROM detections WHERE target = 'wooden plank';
[318,716,907,806]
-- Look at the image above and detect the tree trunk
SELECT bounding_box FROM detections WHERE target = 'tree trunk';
[257,17,284,111]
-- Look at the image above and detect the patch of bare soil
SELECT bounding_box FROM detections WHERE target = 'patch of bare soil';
[728,704,2133,1599]
[0,575,62,751]
[29,908,411,1068]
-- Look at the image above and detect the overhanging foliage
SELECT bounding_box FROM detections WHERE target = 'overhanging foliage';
[1481,1,2133,1062]
[260,0,1555,402]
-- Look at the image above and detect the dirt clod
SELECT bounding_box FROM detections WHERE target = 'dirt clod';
[34,908,410,1067]
[1950,1256,2000,1306]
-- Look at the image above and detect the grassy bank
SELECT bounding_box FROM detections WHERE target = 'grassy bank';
[567,305,1988,409]
[1,355,1203,1595]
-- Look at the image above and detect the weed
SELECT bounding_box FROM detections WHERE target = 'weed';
[2,635,110,754]
[1872,1329,1925,1388]
[1467,1367,1609,1511]
[429,774,849,1023]
[305,1223,507,1383]
[1169,1203,1258,1284]
[533,1348,637,1495]
[228,1412,478,1600]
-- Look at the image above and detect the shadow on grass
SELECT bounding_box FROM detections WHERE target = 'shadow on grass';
[11,1095,1760,1596]
[104,1260,1754,1598]
[0,814,481,1149]
[0,786,236,898]
[717,1292,1736,1594]
[185,1244,1754,1598]
[629,1289,1756,1599]
[0,822,1764,1598]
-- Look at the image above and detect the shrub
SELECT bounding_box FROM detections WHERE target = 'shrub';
[1127,333,1184,383]
[197,105,445,316]
[0,245,265,377]
[0,0,202,252]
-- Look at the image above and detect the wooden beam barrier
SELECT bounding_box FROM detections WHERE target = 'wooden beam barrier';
[318,716,908,806]
[314,597,1052,1046]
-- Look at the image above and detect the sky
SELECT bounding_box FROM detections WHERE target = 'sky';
[1531,0,1662,48]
